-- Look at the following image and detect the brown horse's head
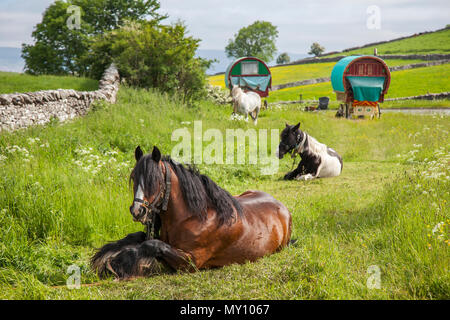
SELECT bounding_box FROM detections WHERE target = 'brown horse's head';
[277,122,304,159]
[129,146,165,224]
[129,145,243,227]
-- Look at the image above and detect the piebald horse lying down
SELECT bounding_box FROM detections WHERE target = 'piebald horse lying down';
[92,146,292,279]
[277,122,343,181]
[231,84,261,125]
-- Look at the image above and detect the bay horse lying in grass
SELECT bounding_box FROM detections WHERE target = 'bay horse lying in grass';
[92,146,292,279]
[277,122,343,181]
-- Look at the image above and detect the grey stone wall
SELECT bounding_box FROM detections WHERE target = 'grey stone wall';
[385,92,450,101]
[0,64,119,131]
[272,77,331,91]
[280,54,450,67]
[389,59,450,71]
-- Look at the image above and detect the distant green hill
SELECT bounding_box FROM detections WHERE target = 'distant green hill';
[324,28,450,57]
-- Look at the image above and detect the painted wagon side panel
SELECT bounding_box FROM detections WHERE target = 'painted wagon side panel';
[331,55,391,119]
[347,76,386,102]
[331,55,391,101]
[225,57,272,97]
[331,56,358,93]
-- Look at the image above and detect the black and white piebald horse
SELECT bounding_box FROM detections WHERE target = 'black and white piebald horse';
[277,122,343,181]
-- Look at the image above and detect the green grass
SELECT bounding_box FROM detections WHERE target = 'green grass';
[324,28,450,57]
[0,86,449,299]
[0,72,99,94]
[267,63,450,107]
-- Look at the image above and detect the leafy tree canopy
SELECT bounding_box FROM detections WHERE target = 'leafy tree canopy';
[22,0,165,75]
[308,42,325,57]
[85,20,211,103]
[225,21,278,63]
[276,52,291,64]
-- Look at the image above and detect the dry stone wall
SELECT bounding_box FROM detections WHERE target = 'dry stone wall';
[0,64,119,131]
[280,54,450,68]
[385,92,450,101]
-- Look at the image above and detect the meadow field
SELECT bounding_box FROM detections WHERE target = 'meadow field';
[208,59,428,88]
[208,28,450,109]
[209,59,450,109]
[0,87,448,299]
[266,63,450,105]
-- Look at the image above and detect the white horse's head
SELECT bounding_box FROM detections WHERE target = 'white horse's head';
[231,84,242,99]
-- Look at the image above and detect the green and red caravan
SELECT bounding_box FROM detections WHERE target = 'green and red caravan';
[331,55,391,118]
[225,57,272,97]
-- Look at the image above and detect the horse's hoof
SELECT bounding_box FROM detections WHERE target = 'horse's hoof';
[283,174,293,180]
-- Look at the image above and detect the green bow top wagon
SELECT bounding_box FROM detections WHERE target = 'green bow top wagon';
[225,57,272,97]
[331,55,391,118]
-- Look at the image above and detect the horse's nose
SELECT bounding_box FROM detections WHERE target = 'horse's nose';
[130,205,139,220]
[276,148,283,159]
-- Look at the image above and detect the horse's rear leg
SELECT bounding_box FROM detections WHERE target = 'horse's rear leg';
[140,239,196,272]
[253,105,260,125]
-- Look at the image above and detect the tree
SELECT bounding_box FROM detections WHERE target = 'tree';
[308,42,325,57]
[276,52,290,64]
[225,21,278,62]
[22,0,165,75]
[85,21,211,103]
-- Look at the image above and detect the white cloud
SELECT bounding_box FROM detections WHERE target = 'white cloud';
[0,0,54,47]
[0,12,43,47]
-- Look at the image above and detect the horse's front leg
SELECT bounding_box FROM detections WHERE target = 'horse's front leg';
[140,239,196,272]
[295,173,315,181]
[284,160,304,180]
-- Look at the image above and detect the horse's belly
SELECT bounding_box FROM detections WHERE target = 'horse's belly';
[318,155,342,177]
[204,192,291,267]
[237,96,260,113]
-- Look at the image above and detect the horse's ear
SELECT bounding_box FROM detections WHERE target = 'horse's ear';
[151,146,161,162]
[135,146,143,162]
[293,122,300,131]
[285,122,290,128]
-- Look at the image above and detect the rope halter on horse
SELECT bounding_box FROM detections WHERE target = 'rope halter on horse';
[132,161,172,239]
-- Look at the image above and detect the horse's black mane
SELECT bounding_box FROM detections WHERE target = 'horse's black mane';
[131,155,243,226]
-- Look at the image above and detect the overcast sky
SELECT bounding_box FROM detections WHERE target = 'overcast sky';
[0,0,449,54]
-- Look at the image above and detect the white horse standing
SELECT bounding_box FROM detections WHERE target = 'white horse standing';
[231,85,261,125]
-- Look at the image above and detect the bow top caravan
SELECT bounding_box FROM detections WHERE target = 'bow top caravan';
[225,57,272,97]
[331,55,391,118]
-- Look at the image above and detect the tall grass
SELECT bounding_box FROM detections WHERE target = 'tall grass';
[0,87,448,299]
